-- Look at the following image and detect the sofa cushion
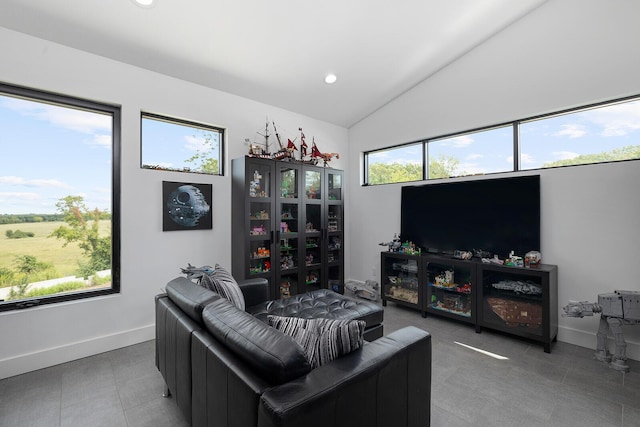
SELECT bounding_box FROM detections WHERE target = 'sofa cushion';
[247,289,384,328]
[268,315,366,368]
[166,277,220,324]
[200,264,245,311]
[202,298,312,385]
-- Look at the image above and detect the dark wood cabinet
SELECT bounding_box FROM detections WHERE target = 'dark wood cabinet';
[232,157,343,299]
[381,251,558,352]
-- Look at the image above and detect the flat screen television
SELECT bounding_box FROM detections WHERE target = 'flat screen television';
[400,175,540,258]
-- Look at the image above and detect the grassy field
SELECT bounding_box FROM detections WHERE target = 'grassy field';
[0,220,110,279]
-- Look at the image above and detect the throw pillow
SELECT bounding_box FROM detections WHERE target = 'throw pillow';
[268,315,365,368]
[199,264,245,311]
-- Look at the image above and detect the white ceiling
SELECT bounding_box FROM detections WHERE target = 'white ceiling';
[0,0,547,128]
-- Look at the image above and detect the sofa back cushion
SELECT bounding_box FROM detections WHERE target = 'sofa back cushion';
[166,277,220,324]
[202,298,312,385]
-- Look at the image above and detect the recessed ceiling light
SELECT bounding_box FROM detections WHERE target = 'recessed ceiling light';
[324,74,337,84]
[132,0,155,7]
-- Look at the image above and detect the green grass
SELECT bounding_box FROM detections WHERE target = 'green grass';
[0,220,110,282]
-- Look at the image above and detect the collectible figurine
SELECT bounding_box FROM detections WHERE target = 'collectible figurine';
[379,233,402,252]
[563,290,640,372]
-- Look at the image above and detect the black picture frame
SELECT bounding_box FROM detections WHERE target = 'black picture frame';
[162,181,213,231]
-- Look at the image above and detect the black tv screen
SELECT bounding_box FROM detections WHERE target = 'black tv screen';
[400,175,540,258]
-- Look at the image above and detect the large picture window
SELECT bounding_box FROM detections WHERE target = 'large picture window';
[0,83,120,311]
[141,113,224,175]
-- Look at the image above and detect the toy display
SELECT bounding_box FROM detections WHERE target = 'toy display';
[249,170,266,198]
[245,121,339,167]
[387,285,418,304]
[487,297,542,328]
[280,280,292,298]
[525,251,542,268]
[492,280,542,295]
[379,233,402,252]
[563,290,640,372]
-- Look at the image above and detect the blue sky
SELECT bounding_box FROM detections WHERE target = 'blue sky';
[0,95,112,215]
[141,117,221,172]
[370,98,640,175]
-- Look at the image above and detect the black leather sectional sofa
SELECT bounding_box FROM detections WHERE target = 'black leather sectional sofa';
[155,276,432,427]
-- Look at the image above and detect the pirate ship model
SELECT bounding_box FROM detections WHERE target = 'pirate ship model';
[245,120,338,167]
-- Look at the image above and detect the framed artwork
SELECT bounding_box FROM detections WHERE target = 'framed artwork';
[162,181,212,231]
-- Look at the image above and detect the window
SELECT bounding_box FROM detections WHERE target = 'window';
[365,143,423,185]
[0,83,120,311]
[519,98,640,169]
[364,94,640,185]
[427,125,513,179]
[141,113,224,175]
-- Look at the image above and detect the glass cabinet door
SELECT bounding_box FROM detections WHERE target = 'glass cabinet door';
[248,165,271,198]
[305,170,322,200]
[479,268,544,337]
[381,254,421,308]
[248,201,272,276]
[327,170,342,201]
[425,259,475,323]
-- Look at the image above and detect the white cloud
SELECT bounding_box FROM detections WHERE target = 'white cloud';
[0,176,71,189]
[2,97,111,135]
[0,191,40,201]
[438,135,474,148]
[586,101,640,137]
[553,124,587,139]
[91,134,112,147]
[185,134,208,152]
[552,151,579,160]
[466,153,483,160]
[511,153,536,165]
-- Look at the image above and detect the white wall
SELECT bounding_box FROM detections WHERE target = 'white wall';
[347,0,640,360]
[0,27,347,379]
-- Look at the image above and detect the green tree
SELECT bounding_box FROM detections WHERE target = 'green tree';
[185,130,220,174]
[368,162,422,185]
[543,145,640,168]
[49,196,111,278]
[429,154,462,179]
[8,255,52,299]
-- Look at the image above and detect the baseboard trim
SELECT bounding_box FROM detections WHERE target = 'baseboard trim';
[0,324,155,380]
[558,325,640,362]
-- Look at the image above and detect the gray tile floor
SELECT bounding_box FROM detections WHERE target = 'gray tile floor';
[1,302,639,427]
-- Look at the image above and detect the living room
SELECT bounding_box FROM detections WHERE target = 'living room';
[1,0,639,425]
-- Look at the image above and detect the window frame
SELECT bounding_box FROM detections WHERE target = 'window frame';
[0,82,121,312]
[140,112,225,176]
[364,93,640,185]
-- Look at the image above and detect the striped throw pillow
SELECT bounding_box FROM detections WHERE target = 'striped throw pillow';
[268,315,365,368]
[199,264,245,311]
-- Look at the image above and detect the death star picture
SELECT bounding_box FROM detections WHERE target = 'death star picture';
[166,184,211,227]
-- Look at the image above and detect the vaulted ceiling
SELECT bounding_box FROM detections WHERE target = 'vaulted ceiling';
[0,0,547,127]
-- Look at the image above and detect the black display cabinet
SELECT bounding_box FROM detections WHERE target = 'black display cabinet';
[381,251,558,352]
[232,157,343,299]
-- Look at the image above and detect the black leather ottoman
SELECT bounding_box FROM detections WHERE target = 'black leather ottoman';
[246,289,384,341]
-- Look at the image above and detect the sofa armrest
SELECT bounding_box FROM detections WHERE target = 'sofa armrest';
[238,277,270,308]
[257,326,432,427]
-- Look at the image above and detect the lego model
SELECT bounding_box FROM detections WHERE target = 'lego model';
[487,297,542,328]
[379,233,402,252]
[563,290,640,372]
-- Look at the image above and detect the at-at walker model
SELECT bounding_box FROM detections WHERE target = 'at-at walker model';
[563,290,640,372]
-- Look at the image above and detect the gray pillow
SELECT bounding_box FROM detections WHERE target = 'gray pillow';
[268,315,365,368]
[199,264,245,311]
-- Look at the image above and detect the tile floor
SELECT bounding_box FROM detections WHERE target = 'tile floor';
[1,302,639,427]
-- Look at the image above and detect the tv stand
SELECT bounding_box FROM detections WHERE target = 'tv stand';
[381,251,558,353]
